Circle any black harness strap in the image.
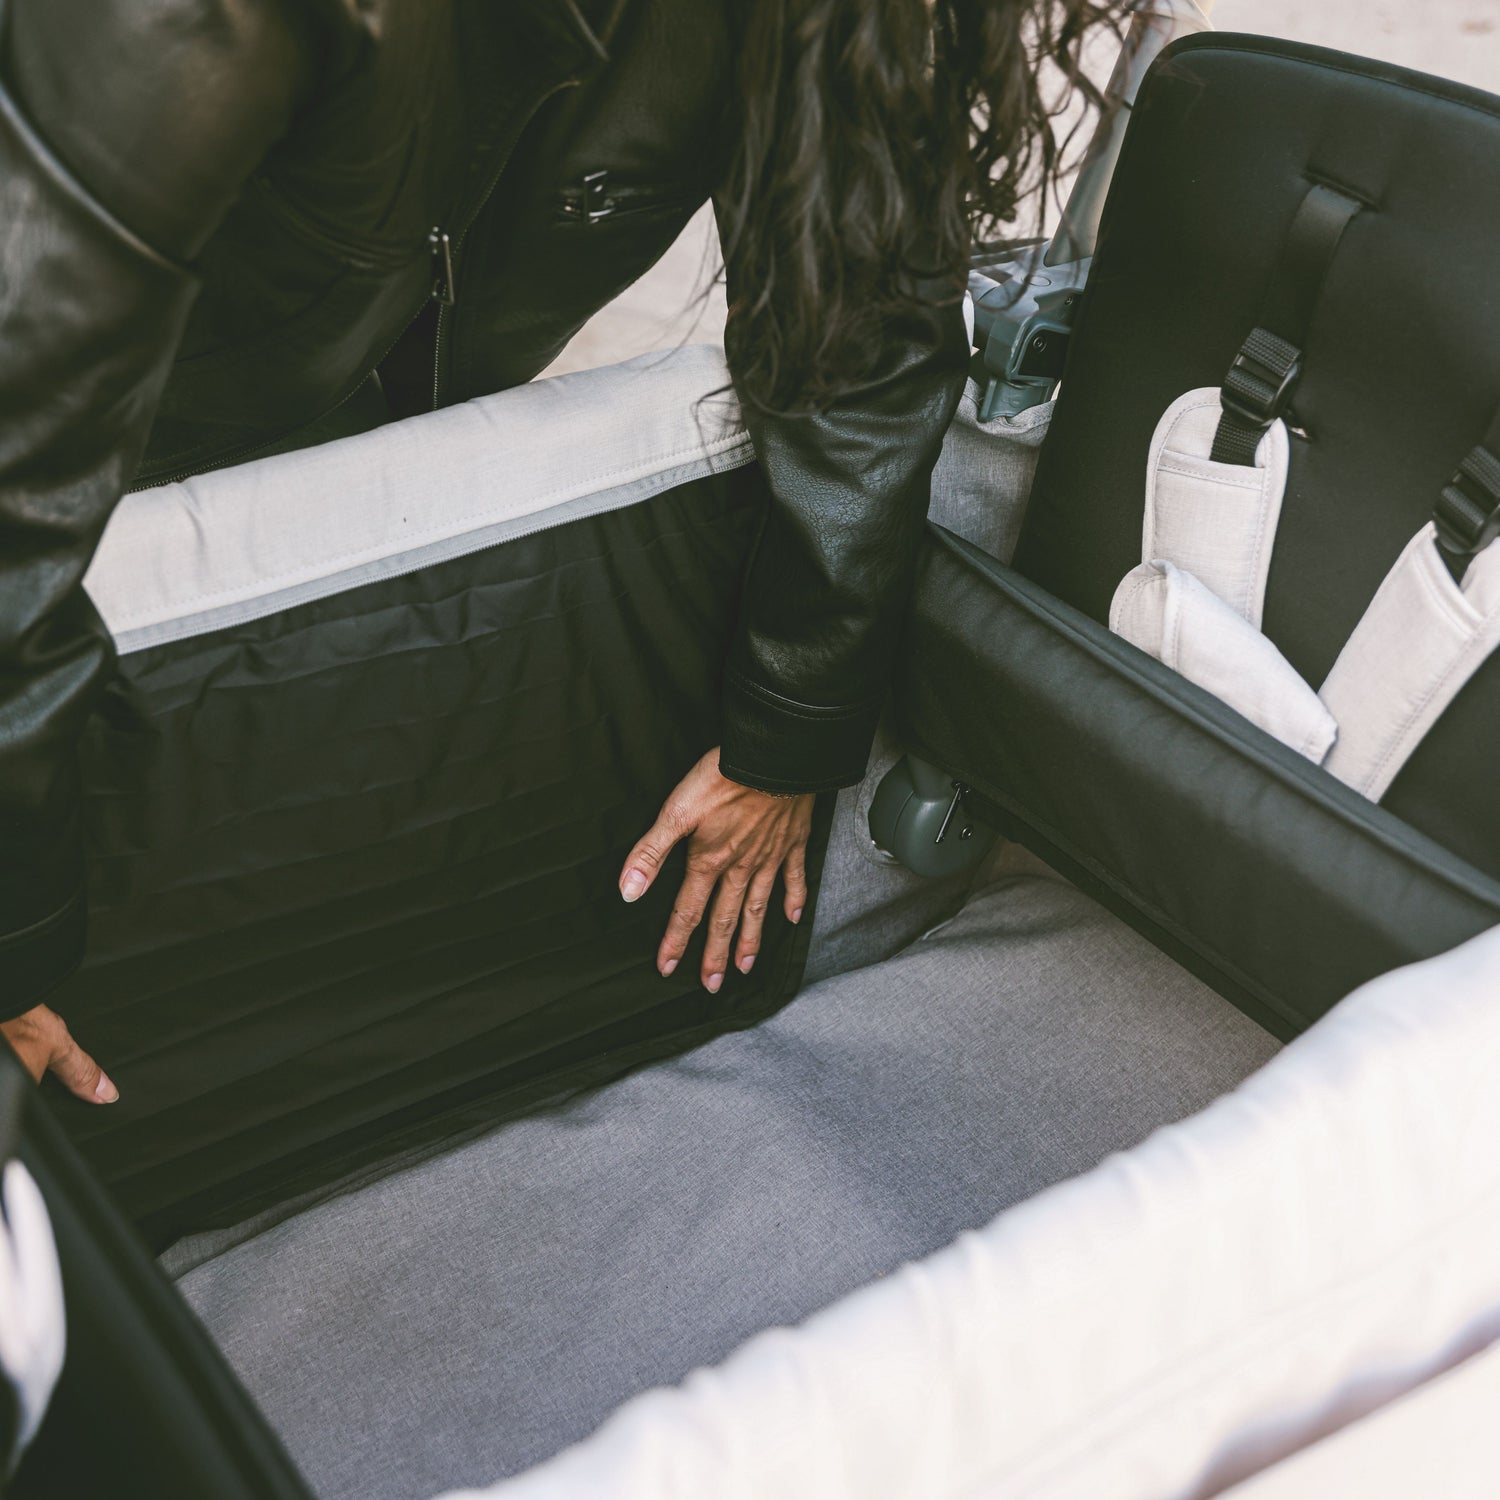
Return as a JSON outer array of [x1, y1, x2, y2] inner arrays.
[[1434, 405, 1500, 576], [1211, 183, 1365, 465]]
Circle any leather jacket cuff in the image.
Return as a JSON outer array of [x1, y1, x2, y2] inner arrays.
[[719, 668, 882, 794], [0, 898, 85, 1023]]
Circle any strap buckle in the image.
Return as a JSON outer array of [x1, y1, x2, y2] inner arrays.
[[1434, 445, 1500, 558], [1219, 328, 1302, 434]]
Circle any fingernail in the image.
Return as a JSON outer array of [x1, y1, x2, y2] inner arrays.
[[792, 907, 804, 924], [661, 958, 678, 977], [705, 973, 724, 994], [620, 870, 647, 903], [739, 953, 756, 974], [95, 1073, 119, 1104]]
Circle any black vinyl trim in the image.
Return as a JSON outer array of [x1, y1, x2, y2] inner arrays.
[[931, 528, 1500, 901], [897, 525, 1500, 1032], [1162, 30, 1500, 126]]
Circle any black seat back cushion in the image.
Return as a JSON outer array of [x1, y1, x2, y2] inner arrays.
[[1013, 35, 1500, 878]]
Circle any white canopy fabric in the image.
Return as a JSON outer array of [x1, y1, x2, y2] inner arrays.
[[457, 924, 1500, 1500]]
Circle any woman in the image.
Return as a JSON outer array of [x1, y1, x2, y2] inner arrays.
[[0, 0, 1118, 1099]]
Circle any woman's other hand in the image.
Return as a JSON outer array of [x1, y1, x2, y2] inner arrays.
[[620, 748, 813, 992], [1, 1004, 117, 1103]]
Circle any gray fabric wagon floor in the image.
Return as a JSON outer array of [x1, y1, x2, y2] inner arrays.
[[176, 850, 1279, 1500]]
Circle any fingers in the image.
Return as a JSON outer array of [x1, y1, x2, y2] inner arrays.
[[655, 855, 721, 980], [700, 863, 751, 993], [45, 1021, 117, 1106], [782, 840, 808, 926], [0, 1015, 46, 1085], [1, 1006, 117, 1104], [631, 757, 812, 991], [619, 799, 689, 904], [734, 866, 778, 976]]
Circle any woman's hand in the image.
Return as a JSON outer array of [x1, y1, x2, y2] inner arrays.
[[1, 1004, 117, 1103], [620, 747, 813, 992]]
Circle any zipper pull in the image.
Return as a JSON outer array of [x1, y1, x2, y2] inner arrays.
[[429, 227, 457, 306], [561, 170, 614, 226], [582, 170, 612, 224]]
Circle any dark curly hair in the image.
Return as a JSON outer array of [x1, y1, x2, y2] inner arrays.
[[718, 0, 1131, 413]]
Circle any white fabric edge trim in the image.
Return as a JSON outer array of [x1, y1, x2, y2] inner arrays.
[[1218, 1332, 1500, 1500], [84, 345, 750, 655], [1109, 559, 1337, 763]]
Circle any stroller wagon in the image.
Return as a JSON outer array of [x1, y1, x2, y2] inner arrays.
[[6, 14, 1500, 1500]]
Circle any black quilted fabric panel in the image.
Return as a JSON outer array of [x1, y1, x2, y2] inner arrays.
[[49, 464, 826, 1245]]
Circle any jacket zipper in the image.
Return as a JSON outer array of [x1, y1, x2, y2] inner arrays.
[[431, 78, 582, 411], [429, 228, 457, 306], [133, 79, 584, 491]]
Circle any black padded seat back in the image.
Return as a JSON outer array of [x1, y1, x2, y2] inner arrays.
[[1014, 34, 1500, 877]]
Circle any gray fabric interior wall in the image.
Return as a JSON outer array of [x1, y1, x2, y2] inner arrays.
[[176, 847, 1277, 1500]]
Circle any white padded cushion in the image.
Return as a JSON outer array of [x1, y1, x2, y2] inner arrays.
[[457, 925, 1500, 1500], [1110, 559, 1337, 761], [1220, 1335, 1500, 1500]]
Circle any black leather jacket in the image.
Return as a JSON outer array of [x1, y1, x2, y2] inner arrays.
[[0, 0, 968, 1018]]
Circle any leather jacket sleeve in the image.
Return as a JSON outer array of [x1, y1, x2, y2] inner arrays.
[[717, 289, 971, 794], [0, 1, 338, 1020]]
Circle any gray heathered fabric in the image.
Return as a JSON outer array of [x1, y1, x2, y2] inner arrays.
[[177, 850, 1277, 1500]]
